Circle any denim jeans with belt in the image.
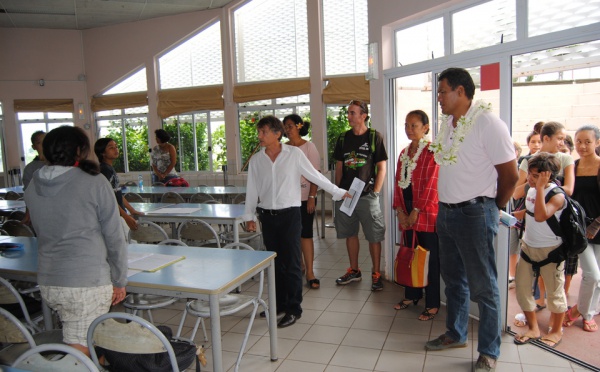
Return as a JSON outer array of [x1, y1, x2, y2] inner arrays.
[[437, 197, 501, 359]]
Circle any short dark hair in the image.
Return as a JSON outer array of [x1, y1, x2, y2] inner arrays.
[[257, 115, 284, 141], [43, 126, 99, 175], [540, 121, 565, 141], [283, 114, 311, 136], [94, 137, 115, 164], [406, 110, 430, 134], [526, 131, 540, 144], [438, 67, 475, 100], [348, 100, 370, 122], [563, 134, 574, 153], [528, 152, 561, 181], [575, 125, 600, 141], [30, 131, 45, 146], [155, 129, 171, 143]]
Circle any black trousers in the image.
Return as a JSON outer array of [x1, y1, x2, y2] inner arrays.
[[258, 207, 303, 316]]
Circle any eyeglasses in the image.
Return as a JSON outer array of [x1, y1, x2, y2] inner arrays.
[[348, 100, 369, 114]]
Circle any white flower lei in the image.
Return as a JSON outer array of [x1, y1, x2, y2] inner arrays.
[[398, 138, 429, 189], [430, 100, 492, 165]]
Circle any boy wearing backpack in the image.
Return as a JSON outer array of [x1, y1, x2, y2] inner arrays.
[[513, 152, 567, 348]]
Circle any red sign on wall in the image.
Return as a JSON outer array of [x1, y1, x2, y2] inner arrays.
[[481, 63, 500, 91]]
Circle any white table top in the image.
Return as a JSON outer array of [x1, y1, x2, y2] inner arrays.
[[123, 186, 246, 196], [127, 243, 274, 295], [0, 186, 24, 195], [0, 200, 26, 211], [138, 203, 246, 221]]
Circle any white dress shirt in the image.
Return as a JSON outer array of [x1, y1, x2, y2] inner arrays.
[[244, 144, 347, 221]]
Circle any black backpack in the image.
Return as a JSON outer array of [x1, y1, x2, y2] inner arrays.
[[523, 185, 588, 266]]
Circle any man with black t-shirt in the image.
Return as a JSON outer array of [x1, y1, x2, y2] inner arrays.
[[333, 100, 388, 291]]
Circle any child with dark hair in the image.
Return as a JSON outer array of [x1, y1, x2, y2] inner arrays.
[[94, 138, 142, 232], [513, 152, 567, 349]]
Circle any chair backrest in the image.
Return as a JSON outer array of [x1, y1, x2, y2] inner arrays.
[[232, 193, 246, 204], [9, 210, 26, 221], [189, 192, 214, 203], [177, 219, 221, 247], [12, 343, 99, 372], [124, 181, 138, 186], [87, 312, 179, 371], [202, 199, 221, 204], [153, 182, 165, 186], [2, 220, 35, 237], [5, 191, 21, 201], [0, 277, 41, 334], [129, 221, 169, 244], [0, 307, 36, 346], [160, 191, 185, 204], [158, 239, 188, 246], [124, 192, 145, 203], [0, 228, 9, 235], [197, 184, 209, 187]]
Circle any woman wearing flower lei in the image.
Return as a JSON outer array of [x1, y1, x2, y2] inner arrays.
[[392, 110, 441, 321]]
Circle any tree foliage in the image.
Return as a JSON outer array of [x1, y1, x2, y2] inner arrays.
[[326, 106, 350, 167]]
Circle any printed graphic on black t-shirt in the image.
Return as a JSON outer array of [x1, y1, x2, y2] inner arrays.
[[333, 129, 388, 195]]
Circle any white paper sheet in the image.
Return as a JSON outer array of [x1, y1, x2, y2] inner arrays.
[[145, 207, 200, 215], [127, 251, 185, 272], [339, 178, 365, 217]]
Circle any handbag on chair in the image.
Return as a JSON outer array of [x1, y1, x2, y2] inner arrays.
[[394, 231, 430, 288]]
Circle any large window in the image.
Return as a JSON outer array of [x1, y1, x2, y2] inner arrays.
[[158, 22, 223, 89], [162, 111, 225, 172], [238, 96, 310, 170], [96, 107, 149, 173], [528, 0, 600, 37], [322, 0, 368, 76], [395, 18, 444, 67], [234, 0, 308, 82], [18, 112, 74, 165], [104, 68, 147, 95], [452, 0, 516, 54]]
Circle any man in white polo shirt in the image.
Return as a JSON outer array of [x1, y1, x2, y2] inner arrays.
[[424, 68, 518, 372]]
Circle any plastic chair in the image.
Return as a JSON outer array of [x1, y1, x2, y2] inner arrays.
[[158, 239, 188, 246], [5, 191, 21, 200], [87, 312, 181, 372], [128, 221, 169, 244], [12, 343, 99, 372], [8, 210, 26, 221], [0, 307, 63, 366], [176, 219, 221, 247], [124, 192, 144, 203], [152, 182, 165, 186], [123, 181, 138, 186], [0, 277, 43, 334], [189, 192, 215, 203], [175, 242, 268, 372], [160, 191, 185, 204], [232, 193, 246, 204], [2, 220, 35, 237]]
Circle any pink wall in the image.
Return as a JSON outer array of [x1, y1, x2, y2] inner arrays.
[[0, 10, 220, 170]]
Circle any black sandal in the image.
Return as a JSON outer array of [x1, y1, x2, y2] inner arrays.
[[394, 299, 418, 310], [307, 278, 320, 289], [419, 308, 439, 321]]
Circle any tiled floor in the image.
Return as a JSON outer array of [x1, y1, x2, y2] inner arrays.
[[125, 227, 594, 371]]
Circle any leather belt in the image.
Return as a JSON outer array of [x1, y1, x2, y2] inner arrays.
[[256, 207, 294, 216], [440, 196, 489, 209]]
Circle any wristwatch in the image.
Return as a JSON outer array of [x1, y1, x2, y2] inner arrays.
[[372, 191, 380, 197], [308, 195, 316, 199]]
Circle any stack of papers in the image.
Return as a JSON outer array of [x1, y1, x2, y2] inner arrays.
[[127, 251, 185, 277]]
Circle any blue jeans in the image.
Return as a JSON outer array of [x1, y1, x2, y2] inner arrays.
[[437, 197, 501, 359]]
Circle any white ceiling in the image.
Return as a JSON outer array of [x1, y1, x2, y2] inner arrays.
[[0, 0, 237, 30]]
